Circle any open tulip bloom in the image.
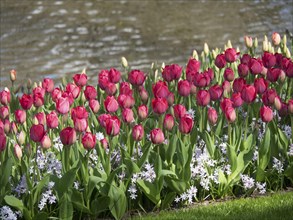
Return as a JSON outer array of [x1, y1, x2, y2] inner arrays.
[[0, 33, 292, 220]]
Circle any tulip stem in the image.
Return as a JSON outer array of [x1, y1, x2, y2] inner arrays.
[[228, 123, 232, 146], [286, 78, 292, 102], [244, 105, 250, 140]]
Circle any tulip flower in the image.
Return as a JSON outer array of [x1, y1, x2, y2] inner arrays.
[[215, 54, 226, 68], [0, 106, 9, 120], [196, 90, 210, 106], [237, 63, 249, 78], [14, 144, 22, 160], [220, 98, 233, 112], [153, 81, 170, 99], [164, 114, 175, 131], [51, 88, 62, 102], [225, 48, 238, 63], [254, 78, 269, 94], [288, 99, 293, 114], [105, 116, 121, 136], [98, 114, 111, 128], [74, 118, 88, 132], [84, 85, 97, 100], [122, 108, 134, 123], [108, 68, 121, 84], [139, 86, 149, 103], [224, 106, 236, 123], [244, 36, 253, 48], [194, 72, 211, 88], [272, 32, 281, 46], [41, 135, 52, 149], [105, 82, 117, 96], [56, 97, 70, 114], [138, 105, 148, 120], [260, 106, 273, 122], [89, 99, 100, 113], [104, 96, 119, 113], [100, 138, 108, 149], [241, 85, 256, 103], [66, 83, 80, 99], [208, 107, 218, 125], [46, 111, 58, 129], [179, 114, 194, 134], [117, 94, 135, 109], [240, 54, 251, 65], [162, 64, 182, 82], [15, 110, 26, 124], [82, 132, 96, 150], [150, 128, 165, 144], [178, 80, 191, 97], [73, 73, 87, 87], [128, 69, 146, 86], [17, 131, 26, 145], [35, 112, 46, 125], [0, 89, 11, 106], [173, 104, 187, 119], [249, 58, 263, 75], [0, 133, 6, 151], [209, 84, 223, 101], [224, 68, 235, 82], [262, 89, 277, 106], [132, 124, 144, 141], [267, 68, 281, 82], [71, 106, 88, 120], [119, 82, 133, 96], [186, 58, 201, 74], [152, 97, 168, 114], [166, 92, 175, 106], [98, 70, 109, 90], [262, 52, 276, 68], [231, 92, 243, 108], [30, 124, 45, 142], [233, 78, 246, 93], [19, 94, 33, 110], [42, 78, 54, 93], [60, 127, 77, 146]]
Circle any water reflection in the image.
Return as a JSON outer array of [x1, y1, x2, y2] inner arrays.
[[0, 0, 292, 87]]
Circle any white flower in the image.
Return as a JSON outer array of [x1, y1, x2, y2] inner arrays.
[[256, 182, 266, 194], [187, 109, 195, 119], [288, 144, 293, 156], [95, 132, 105, 141], [272, 157, 284, 174], [14, 175, 28, 197], [241, 174, 255, 190], [0, 206, 18, 220]]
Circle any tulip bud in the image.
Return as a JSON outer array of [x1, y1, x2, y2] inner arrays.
[[274, 96, 282, 110], [139, 86, 148, 102], [263, 40, 268, 52], [10, 69, 17, 82], [224, 106, 236, 123], [10, 122, 17, 134], [30, 124, 45, 142], [161, 62, 165, 72], [173, 104, 187, 119], [100, 138, 108, 149], [282, 35, 287, 46], [163, 114, 174, 131], [260, 106, 273, 122], [288, 100, 293, 114], [278, 70, 286, 83], [179, 114, 194, 134], [0, 133, 6, 152], [208, 107, 218, 125], [272, 32, 281, 46], [18, 131, 26, 145], [254, 37, 258, 48], [178, 80, 191, 97], [4, 119, 10, 134], [150, 128, 164, 145], [204, 43, 209, 56], [227, 40, 232, 49], [41, 135, 52, 149], [132, 124, 144, 141], [121, 57, 128, 68], [152, 97, 168, 114], [82, 132, 96, 150], [244, 36, 253, 48], [89, 99, 100, 113], [166, 92, 175, 106], [104, 96, 119, 113], [60, 127, 77, 146], [138, 105, 148, 120], [285, 48, 291, 58], [14, 144, 22, 160], [192, 50, 199, 60], [122, 108, 134, 123]]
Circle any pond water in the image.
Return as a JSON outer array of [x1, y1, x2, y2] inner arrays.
[[0, 0, 292, 87]]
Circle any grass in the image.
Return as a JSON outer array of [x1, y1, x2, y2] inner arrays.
[[132, 191, 293, 220]]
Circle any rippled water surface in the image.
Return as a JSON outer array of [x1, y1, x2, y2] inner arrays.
[[0, 0, 292, 87]]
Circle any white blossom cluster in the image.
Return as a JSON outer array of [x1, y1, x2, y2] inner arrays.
[[13, 175, 28, 197], [187, 109, 195, 119], [281, 125, 292, 139], [288, 144, 293, 156], [0, 206, 21, 220], [240, 174, 255, 190], [38, 181, 57, 210], [174, 185, 198, 204], [272, 157, 284, 174], [53, 136, 63, 152]]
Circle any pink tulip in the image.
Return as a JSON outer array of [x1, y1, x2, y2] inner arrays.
[[132, 124, 144, 141], [260, 106, 273, 123], [82, 132, 96, 150], [30, 124, 45, 142], [104, 96, 119, 113], [60, 127, 76, 146], [179, 114, 194, 134], [150, 128, 164, 144]]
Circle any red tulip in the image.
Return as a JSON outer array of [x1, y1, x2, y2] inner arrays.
[[41, 135, 52, 149], [33, 93, 44, 107], [132, 124, 144, 141], [19, 94, 33, 110], [194, 72, 211, 88], [152, 97, 168, 114], [162, 64, 182, 82], [173, 104, 187, 119], [260, 106, 273, 122], [285, 61, 293, 78], [231, 92, 243, 108], [224, 106, 236, 123], [61, 91, 74, 106], [122, 108, 134, 123], [222, 80, 231, 94], [71, 106, 88, 120], [267, 68, 281, 82], [117, 94, 135, 109], [215, 54, 226, 68], [3, 119, 10, 134], [220, 98, 233, 112], [30, 124, 45, 142], [98, 70, 109, 90], [225, 48, 238, 63], [128, 69, 146, 86], [153, 81, 169, 99], [105, 115, 121, 136], [241, 85, 256, 103], [60, 127, 77, 146], [196, 90, 210, 106], [178, 80, 191, 97], [209, 84, 223, 101], [84, 85, 97, 100], [186, 70, 197, 83], [56, 97, 70, 114], [98, 114, 111, 128], [224, 67, 235, 82], [104, 96, 119, 113], [89, 99, 100, 113], [254, 78, 269, 94], [150, 128, 164, 144], [179, 114, 194, 134], [51, 88, 62, 102], [33, 86, 45, 97], [262, 52, 276, 68], [82, 132, 96, 150], [0, 133, 6, 152], [288, 99, 293, 114], [232, 78, 246, 93], [108, 68, 121, 84], [166, 92, 175, 106], [15, 110, 26, 124], [0, 106, 9, 120], [240, 54, 251, 65], [73, 73, 87, 87], [100, 138, 109, 149], [46, 111, 58, 129], [237, 63, 249, 78], [0, 89, 11, 106], [42, 78, 54, 93], [138, 105, 148, 120], [164, 114, 175, 131], [249, 58, 263, 75], [262, 89, 277, 106], [186, 58, 201, 74], [208, 107, 218, 125], [278, 102, 289, 117]]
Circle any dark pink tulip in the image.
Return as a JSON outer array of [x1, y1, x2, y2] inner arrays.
[[15, 110, 26, 124], [222, 80, 231, 94], [10, 122, 17, 134], [100, 138, 108, 149], [267, 68, 281, 82], [138, 105, 148, 120], [279, 102, 288, 117], [208, 107, 218, 125], [60, 127, 76, 146], [0, 133, 6, 152], [254, 78, 269, 94], [119, 82, 133, 96], [84, 85, 97, 100], [220, 98, 233, 112], [285, 61, 293, 78], [0, 106, 9, 120], [224, 106, 236, 123], [98, 114, 111, 128], [61, 91, 74, 106], [179, 114, 194, 134], [71, 106, 88, 120], [238, 63, 249, 78], [56, 97, 70, 114], [33, 87, 45, 98], [215, 54, 226, 69], [232, 78, 246, 93], [30, 124, 45, 142], [150, 128, 164, 144], [262, 52, 276, 68], [73, 73, 87, 87], [225, 48, 238, 63], [240, 54, 251, 65], [162, 64, 182, 82], [249, 58, 263, 75], [190, 84, 197, 95], [89, 99, 100, 113], [260, 106, 273, 122], [128, 69, 146, 86], [209, 84, 223, 101], [42, 78, 54, 93], [117, 94, 135, 109], [186, 70, 197, 83], [19, 94, 33, 110], [104, 96, 119, 113], [46, 111, 58, 129], [206, 68, 214, 81], [74, 118, 87, 132], [82, 132, 96, 150], [98, 70, 109, 90], [262, 89, 277, 106], [196, 90, 210, 106], [105, 82, 117, 96], [51, 88, 62, 102], [0, 89, 11, 106], [194, 73, 211, 88], [105, 115, 121, 136], [152, 80, 169, 99], [132, 124, 144, 141], [139, 86, 149, 103], [274, 96, 282, 110], [186, 58, 201, 74], [35, 112, 46, 125], [3, 119, 10, 134], [224, 67, 235, 82], [122, 108, 134, 123], [152, 97, 168, 114], [173, 104, 187, 119], [66, 83, 80, 99], [164, 114, 175, 131], [178, 80, 191, 97], [288, 99, 293, 114], [231, 92, 243, 108], [166, 92, 175, 106], [33, 93, 44, 107], [241, 85, 256, 103], [108, 68, 121, 84]]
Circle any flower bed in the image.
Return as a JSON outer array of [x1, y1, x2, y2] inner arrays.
[[0, 32, 292, 220]]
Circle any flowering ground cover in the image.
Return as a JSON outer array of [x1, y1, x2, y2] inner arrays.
[[0, 32, 292, 219]]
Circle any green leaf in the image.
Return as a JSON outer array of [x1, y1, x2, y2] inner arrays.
[[0, 158, 12, 191], [91, 196, 110, 215], [138, 142, 152, 167], [87, 176, 104, 201], [108, 185, 127, 220], [165, 176, 189, 194], [4, 195, 24, 212], [258, 127, 271, 172], [137, 180, 160, 205], [227, 144, 237, 172], [203, 131, 215, 158], [33, 212, 48, 220], [161, 192, 177, 209], [59, 193, 73, 220], [71, 188, 91, 214], [166, 134, 178, 164]]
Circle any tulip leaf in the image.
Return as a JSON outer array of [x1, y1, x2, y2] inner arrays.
[[164, 176, 189, 194], [91, 196, 110, 215], [108, 184, 127, 220], [203, 131, 215, 158], [71, 188, 92, 214], [4, 195, 24, 212], [87, 176, 104, 200], [161, 192, 177, 210], [0, 157, 12, 192], [258, 127, 271, 172], [166, 134, 178, 164], [59, 193, 73, 220], [137, 179, 160, 205]]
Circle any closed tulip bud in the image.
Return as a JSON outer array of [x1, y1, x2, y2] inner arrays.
[[204, 43, 209, 56], [89, 99, 100, 113], [262, 89, 277, 106], [18, 131, 26, 145], [152, 97, 168, 114], [285, 48, 291, 58], [15, 109, 26, 124], [215, 54, 226, 69], [121, 57, 128, 68], [0, 106, 9, 120], [0, 88, 11, 106], [254, 78, 269, 94], [208, 107, 218, 125], [222, 80, 231, 96], [244, 36, 253, 48], [73, 73, 87, 87], [4, 119, 10, 134], [82, 132, 96, 150], [27, 79, 32, 90], [108, 68, 121, 84], [272, 32, 281, 46], [260, 106, 273, 122], [14, 144, 22, 160], [46, 111, 58, 129], [10, 69, 17, 82], [128, 69, 146, 86], [100, 138, 108, 149], [288, 100, 293, 114], [224, 106, 236, 123], [41, 135, 52, 149], [192, 50, 199, 60], [104, 96, 119, 113], [278, 70, 286, 83], [178, 80, 191, 97], [117, 94, 135, 109], [196, 90, 210, 106], [166, 92, 175, 106], [233, 78, 246, 93], [263, 40, 269, 52], [105, 116, 121, 136], [237, 63, 249, 78], [209, 84, 223, 101], [231, 92, 243, 108], [122, 108, 134, 123], [274, 96, 282, 111], [32, 116, 39, 125], [56, 97, 70, 114], [241, 84, 256, 103], [105, 82, 117, 96], [224, 68, 235, 82], [254, 37, 258, 48], [132, 124, 144, 141], [19, 94, 33, 110], [74, 118, 88, 132], [173, 104, 187, 119], [190, 84, 197, 95], [283, 34, 287, 46], [0, 133, 6, 152], [179, 114, 194, 134], [186, 58, 201, 74], [153, 80, 169, 99], [60, 127, 76, 146], [84, 85, 97, 100], [139, 86, 149, 102], [30, 124, 45, 142], [164, 114, 174, 131], [42, 78, 54, 93], [98, 70, 109, 90], [150, 128, 164, 144], [224, 48, 238, 63], [138, 105, 148, 120]]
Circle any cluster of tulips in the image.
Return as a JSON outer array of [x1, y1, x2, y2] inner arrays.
[[0, 32, 292, 220]]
